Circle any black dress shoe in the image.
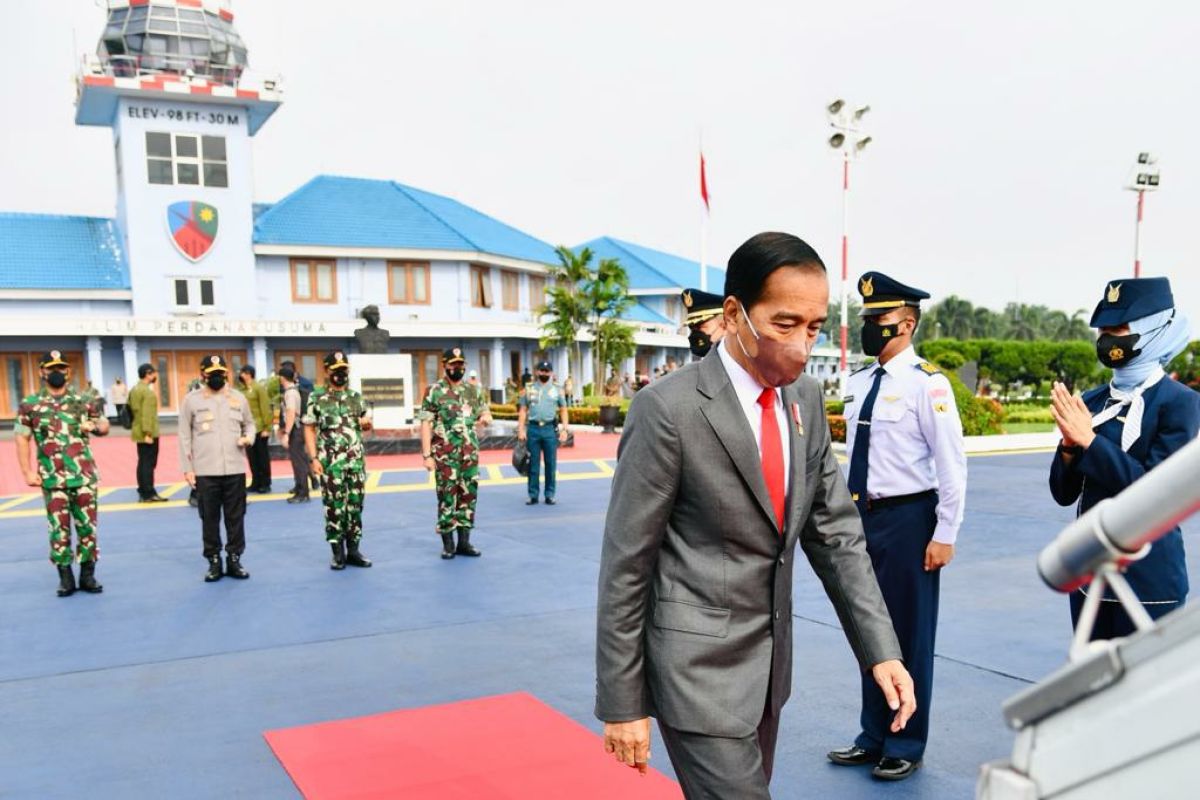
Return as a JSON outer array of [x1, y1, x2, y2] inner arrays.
[[872, 758, 920, 781], [827, 746, 879, 766], [139, 495, 168, 504], [545, 497, 556, 506], [255, 486, 272, 494], [287, 494, 310, 504], [525, 497, 539, 505]]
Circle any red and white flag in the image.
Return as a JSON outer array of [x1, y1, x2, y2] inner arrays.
[[699, 151, 711, 212]]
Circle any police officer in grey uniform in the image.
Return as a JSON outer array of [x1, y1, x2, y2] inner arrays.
[[827, 271, 966, 781], [517, 360, 569, 505], [179, 354, 256, 582]]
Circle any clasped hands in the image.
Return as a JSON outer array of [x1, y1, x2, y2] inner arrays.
[[1049, 381, 1095, 450]]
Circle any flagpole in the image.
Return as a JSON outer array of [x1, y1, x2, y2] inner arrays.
[[699, 137, 708, 292]]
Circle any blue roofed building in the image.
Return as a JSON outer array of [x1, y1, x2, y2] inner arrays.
[[0, 3, 694, 419]]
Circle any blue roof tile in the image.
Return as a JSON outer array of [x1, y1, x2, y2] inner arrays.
[[575, 236, 725, 293], [623, 301, 676, 326], [0, 213, 128, 290], [254, 175, 559, 265]]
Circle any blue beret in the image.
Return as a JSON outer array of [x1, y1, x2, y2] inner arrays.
[[1089, 277, 1173, 328]]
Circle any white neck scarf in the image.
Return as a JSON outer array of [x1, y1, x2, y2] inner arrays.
[[1091, 367, 1165, 451]]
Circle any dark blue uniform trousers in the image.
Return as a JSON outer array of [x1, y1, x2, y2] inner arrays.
[[525, 424, 558, 500], [855, 493, 940, 762]]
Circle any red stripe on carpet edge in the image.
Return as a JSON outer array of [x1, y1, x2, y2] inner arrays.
[[263, 691, 680, 800]]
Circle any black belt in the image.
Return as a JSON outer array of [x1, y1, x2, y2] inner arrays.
[[528, 420, 558, 428], [860, 489, 936, 512]]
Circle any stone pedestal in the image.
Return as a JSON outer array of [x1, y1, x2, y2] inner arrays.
[[348, 353, 413, 429]]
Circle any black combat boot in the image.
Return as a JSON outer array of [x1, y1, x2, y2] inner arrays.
[[455, 529, 482, 557], [440, 532, 456, 560], [78, 561, 103, 594], [225, 553, 250, 579], [56, 564, 76, 597], [204, 555, 223, 582], [345, 540, 372, 568], [330, 541, 346, 570]]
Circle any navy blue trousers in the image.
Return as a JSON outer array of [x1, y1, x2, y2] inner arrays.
[[525, 424, 558, 500], [855, 493, 940, 762]]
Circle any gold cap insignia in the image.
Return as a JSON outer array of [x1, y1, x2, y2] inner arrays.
[[335, 352, 344, 361], [1109, 346, 1124, 361], [682, 290, 693, 309], [211, 354, 221, 364], [1107, 283, 1121, 303], [453, 348, 461, 357], [51, 350, 61, 359], [861, 276, 874, 297]]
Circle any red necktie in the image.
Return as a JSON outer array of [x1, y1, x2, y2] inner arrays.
[[757, 387, 785, 532]]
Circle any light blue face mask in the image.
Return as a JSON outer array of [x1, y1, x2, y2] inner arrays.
[[1109, 309, 1192, 391]]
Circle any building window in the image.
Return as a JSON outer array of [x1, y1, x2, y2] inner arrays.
[[291, 259, 337, 303], [528, 274, 546, 311], [387, 261, 430, 305], [500, 270, 519, 311], [470, 265, 492, 308], [664, 297, 682, 325], [145, 131, 228, 187], [171, 277, 216, 312]]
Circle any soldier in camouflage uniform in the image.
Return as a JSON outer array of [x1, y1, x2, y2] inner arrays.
[[303, 351, 373, 570], [13, 350, 111, 596], [419, 347, 493, 559]]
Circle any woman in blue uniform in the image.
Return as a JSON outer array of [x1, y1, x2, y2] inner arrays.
[[1049, 276, 1199, 639]]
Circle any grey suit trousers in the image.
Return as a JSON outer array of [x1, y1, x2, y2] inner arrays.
[[657, 702, 781, 800]]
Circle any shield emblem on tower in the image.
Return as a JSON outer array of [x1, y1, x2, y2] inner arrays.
[[167, 201, 219, 262]]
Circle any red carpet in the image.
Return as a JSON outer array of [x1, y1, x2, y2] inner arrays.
[[264, 692, 681, 800]]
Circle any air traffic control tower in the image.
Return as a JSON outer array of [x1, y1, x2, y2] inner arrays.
[[74, 0, 282, 321]]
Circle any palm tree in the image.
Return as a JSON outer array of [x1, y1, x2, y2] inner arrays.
[[539, 246, 593, 386]]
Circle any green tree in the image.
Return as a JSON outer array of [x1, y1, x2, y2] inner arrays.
[[539, 245, 593, 389], [586, 256, 636, 394]]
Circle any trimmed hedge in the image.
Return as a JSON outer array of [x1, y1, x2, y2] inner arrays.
[[828, 414, 847, 443], [488, 403, 626, 427]]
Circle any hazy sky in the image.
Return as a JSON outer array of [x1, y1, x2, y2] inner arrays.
[[3, 1, 1198, 327]]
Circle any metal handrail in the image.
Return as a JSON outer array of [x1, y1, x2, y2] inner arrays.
[[79, 53, 282, 94]]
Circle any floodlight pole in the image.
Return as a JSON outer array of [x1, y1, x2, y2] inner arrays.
[[839, 153, 850, 392], [1133, 189, 1144, 279]]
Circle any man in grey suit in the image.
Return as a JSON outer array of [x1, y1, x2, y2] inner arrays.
[[596, 232, 914, 798]]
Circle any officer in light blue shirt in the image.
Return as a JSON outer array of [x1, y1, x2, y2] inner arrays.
[[517, 360, 569, 505], [827, 271, 966, 781]]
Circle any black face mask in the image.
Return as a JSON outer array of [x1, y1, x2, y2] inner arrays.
[[206, 373, 227, 391], [537, 373, 551, 383], [446, 368, 465, 382], [688, 329, 712, 358], [1096, 332, 1141, 368], [861, 319, 902, 357], [329, 371, 349, 387], [45, 371, 68, 389]]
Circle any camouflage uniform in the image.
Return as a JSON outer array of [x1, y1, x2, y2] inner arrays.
[[303, 385, 368, 545], [418, 378, 486, 535], [14, 388, 103, 566]]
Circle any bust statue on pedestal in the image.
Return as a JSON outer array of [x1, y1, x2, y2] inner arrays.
[[354, 305, 390, 354]]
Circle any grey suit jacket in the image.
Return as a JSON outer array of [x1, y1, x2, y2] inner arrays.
[[595, 351, 902, 737]]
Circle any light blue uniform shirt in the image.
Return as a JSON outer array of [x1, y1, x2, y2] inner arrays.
[[519, 380, 566, 422], [843, 345, 967, 544]]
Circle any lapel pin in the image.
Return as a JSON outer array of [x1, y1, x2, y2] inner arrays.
[[790, 401, 804, 437]]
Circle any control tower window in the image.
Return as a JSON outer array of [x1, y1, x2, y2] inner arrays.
[[144, 132, 229, 188]]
